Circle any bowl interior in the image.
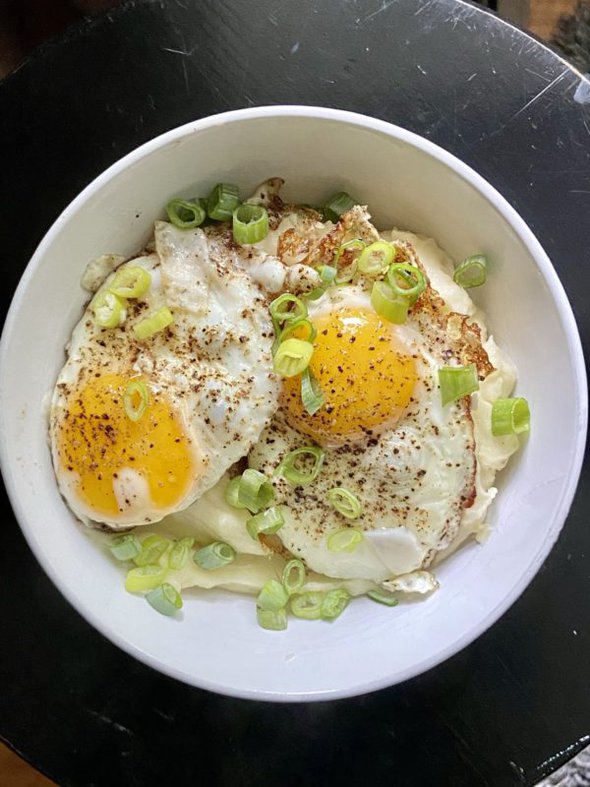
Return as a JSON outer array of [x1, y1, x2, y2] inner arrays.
[[0, 107, 586, 700]]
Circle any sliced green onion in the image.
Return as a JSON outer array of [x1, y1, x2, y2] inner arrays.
[[224, 476, 249, 510], [123, 380, 149, 422], [167, 537, 194, 570], [91, 290, 126, 328], [453, 254, 487, 288], [318, 264, 337, 285], [273, 338, 313, 377], [327, 528, 364, 553], [279, 317, 317, 345], [304, 265, 336, 301], [277, 446, 325, 486], [109, 266, 152, 299], [257, 579, 289, 612], [246, 506, 285, 540], [193, 541, 235, 570], [133, 306, 174, 340], [282, 559, 306, 595], [367, 588, 399, 606], [358, 241, 395, 275], [438, 364, 479, 406], [327, 487, 362, 520], [290, 591, 323, 620], [371, 281, 409, 324], [386, 263, 426, 305], [321, 588, 351, 620], [133, 534, 171, 567], [257, 606, 288, 631], [238, 468, 275, 513], [109, 534, 141, 561], [324, 191, 357, 222], [146, 583, 183, 615], [301, 367, 325, 415], [304, 287, 328, 302], [232, 204, 269, 244], [269, 293, 308, 328], [166, 198, 206, 229], [125, 564, 168, 592], [206, 182, 240, 221], [491, 397, 531, 436]]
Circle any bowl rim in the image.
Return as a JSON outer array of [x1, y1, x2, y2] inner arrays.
[[0, 105, 587, 702]]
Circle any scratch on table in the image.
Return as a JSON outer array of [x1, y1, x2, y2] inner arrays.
[[364, 0, 396, 22], [478, 72, 568, 145], [161, 46, 197, 56], [414, 0, 435, 16], [87, 709, 133, 736], [502, 72, 568, 127]]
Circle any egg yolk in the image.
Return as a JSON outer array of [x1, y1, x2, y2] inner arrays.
[[55, 373, 195, 518], [282, 307, 416, 445]]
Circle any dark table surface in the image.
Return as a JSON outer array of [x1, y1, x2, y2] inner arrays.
[[1, 1, 590, 785]]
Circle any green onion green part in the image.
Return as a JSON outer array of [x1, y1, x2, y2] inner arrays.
[[133, 306, 174, 340], [367, 589, 399, 607], [257, 606, 288, 631], [146, 583, 183, 615], [133, 535, 171, 567], [193, 541, 236, 570], [334, 238, 365, 284], [282, 559, 306, 595], [269, 293, 308, 328], [273, 337, 314, 377], [167, 537, 194, 570], [123, 380, 149, 422], [324, 191, 357, 222], [206, 182, 240, 221], [256, 579, 290, 612], [91, 290, 126, 329], [109, 266, 152, 299], [301, 368, 325, 415], [125, 564, 168, 592], [321, 588, 351, 620], [327, 487, 362, 520], [453, 254, 488, 288], [290, 591, 324, 620], [246, 506, 285, 540], [279, 317, 317, 345], [110, 534, 141, 561], [224, 476, 249, 509], [438, 364, 479, 406], [318, 265, 337, 285], [371, 281, 409, 324], [386, 263, 426, 305], [491, 397, 531, 436], [166, 198, 206, 229], [277, 445, 325, 486], [358, 241, 395, 275], [237, 468, 275, 513], [327, 528, 364, 553], [232, 204, 269, 244]]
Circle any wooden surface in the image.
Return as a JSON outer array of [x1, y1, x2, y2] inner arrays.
[[0, 0, 582, 784], [530, 0, 578, 40]]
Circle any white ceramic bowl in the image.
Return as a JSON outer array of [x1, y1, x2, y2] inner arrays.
[[0, 106, 586, 701]]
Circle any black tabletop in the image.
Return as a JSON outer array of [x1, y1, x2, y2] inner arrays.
[[2, 1, 590, 785]]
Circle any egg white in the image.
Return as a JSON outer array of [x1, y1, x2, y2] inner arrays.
[[50, 223, 280, 528]]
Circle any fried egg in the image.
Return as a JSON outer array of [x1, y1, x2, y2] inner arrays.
[[50, 222, 280, 528], [248, 259, 493, 583]]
